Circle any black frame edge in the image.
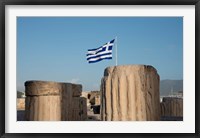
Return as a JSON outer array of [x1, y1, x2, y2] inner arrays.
[[1, 0, 200, 138], [195, 1, 200, 136], [1, 133, 199, 138], [0, 0, 5, 138], [0, 0, 200, 5]]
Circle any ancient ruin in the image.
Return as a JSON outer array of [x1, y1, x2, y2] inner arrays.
[[25, 80, 87, 121], [100, 65, 161, 121], [17, 98, 25, 110], [160, 97, 183, 117], [81, 91, 101, 120], [18, 65, 183, 121]]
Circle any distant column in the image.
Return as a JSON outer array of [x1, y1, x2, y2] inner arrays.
[[101, 65, 161, 121], [160, 97, 183, 117]]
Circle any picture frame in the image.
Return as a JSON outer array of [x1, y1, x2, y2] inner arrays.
[[0, 0, 199, 137]]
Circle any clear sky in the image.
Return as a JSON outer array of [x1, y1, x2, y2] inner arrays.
[[17, 17, 183, 92]]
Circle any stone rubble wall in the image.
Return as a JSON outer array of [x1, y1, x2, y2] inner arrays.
[[82, 91, 100, 106]]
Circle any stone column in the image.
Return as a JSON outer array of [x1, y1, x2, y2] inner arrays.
[[160, 97, 183, 117], [25, 81, 63, 121], [25, 80, 84, 121], [71, 97, 87, 121], [101, 65, 160, 121]]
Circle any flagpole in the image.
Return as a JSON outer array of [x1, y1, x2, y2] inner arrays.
[[115, 36, 118, 66]]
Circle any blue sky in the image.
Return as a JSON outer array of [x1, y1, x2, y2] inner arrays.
[[17, 17, 183, 92]]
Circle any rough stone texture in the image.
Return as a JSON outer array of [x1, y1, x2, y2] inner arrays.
[[25, 81, 62, 96], [17, 98, 25, 110], [87, 91, 100, 105], [101, 65, 160, 121], [81, 91, 101, 106], [160, 97, 183, 117], [72, 84, 82, 97], [71, 97, 87, 121], [25, 95, 61, 121], [95, 95, 101, 105], [60, 83, 73, 121], [25, 80, 85, 121], [81, 92, 89, 98], [81, 92, 90, 106]]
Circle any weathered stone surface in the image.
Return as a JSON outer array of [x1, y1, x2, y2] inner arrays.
[[25, 81, 62, 96], [95, 95, 101, 105], [87, 91, 100, 105], [71, 97, 87, 121], [25, 80, 85, 121], [101, 65, 160, 121], [17, 98, 25, 110], [60, 83, 73, 121], [81, 92, 91, 106], [81, 91, 100, 106], [72, 84, 82, 97], [160, 97, 183, 117], [25, 95, 61, 121]]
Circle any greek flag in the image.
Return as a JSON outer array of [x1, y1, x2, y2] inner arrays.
[[87, 39, 115, 63]]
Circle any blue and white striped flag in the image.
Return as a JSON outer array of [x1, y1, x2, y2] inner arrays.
[[87, 39, 115, 63]]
